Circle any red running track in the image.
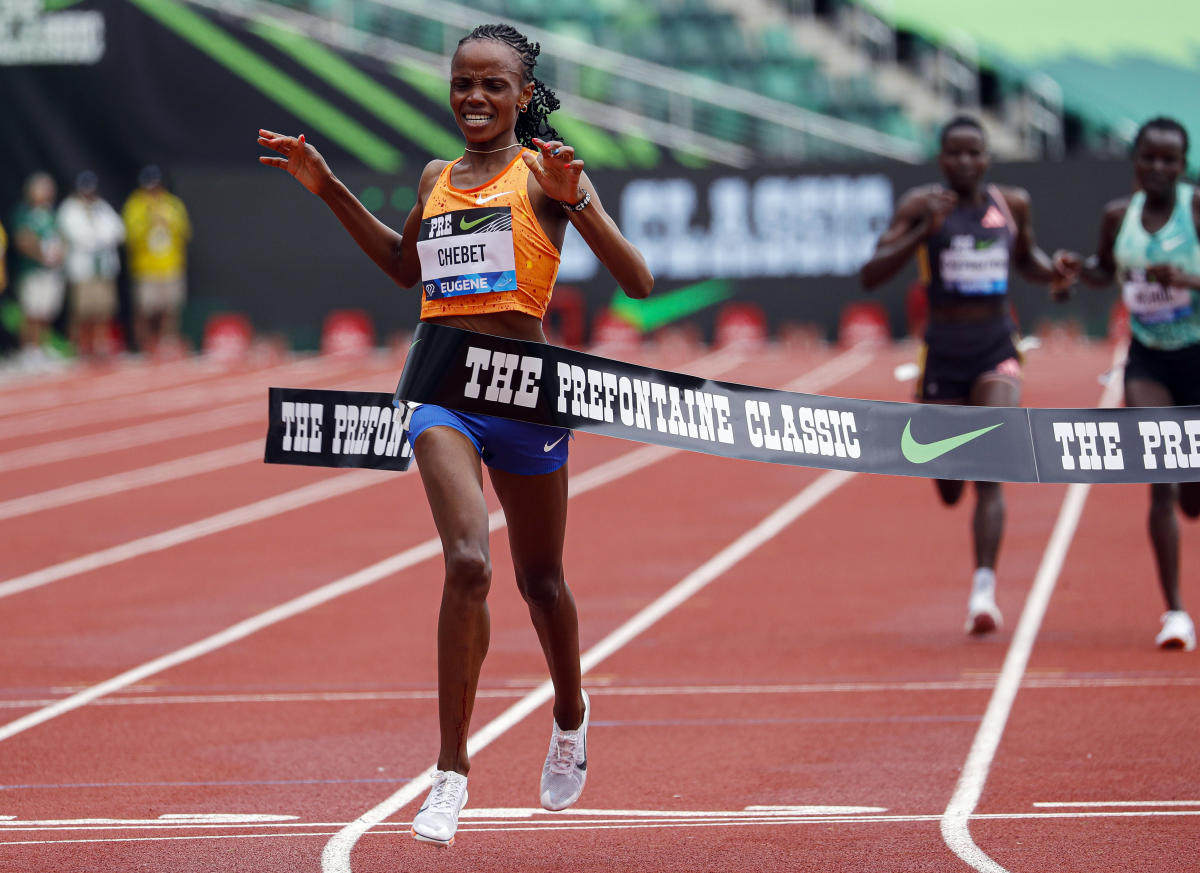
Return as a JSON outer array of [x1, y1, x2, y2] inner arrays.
[[0, 338, 1196, 873]]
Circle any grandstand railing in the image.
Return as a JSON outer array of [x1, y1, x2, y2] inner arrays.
[[195, 0, 927, 166], [836, 0, 1065, 160]]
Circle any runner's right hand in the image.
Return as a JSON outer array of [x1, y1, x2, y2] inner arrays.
[[257, 130, 333, 196], [1050, 249, 1082, 301], [918, 189, 957, 237]]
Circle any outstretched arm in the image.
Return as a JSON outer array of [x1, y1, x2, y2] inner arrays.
[[523, 138, 653, 299], [1001, 187, 1072, 286], [1001, 186, 1078, 299], [1069, 199, 1127, 289], [257, 129, 427, 288], [859, 186, 955, 290]]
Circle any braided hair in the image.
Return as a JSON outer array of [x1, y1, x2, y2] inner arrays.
[[457, 23, 561, 147]]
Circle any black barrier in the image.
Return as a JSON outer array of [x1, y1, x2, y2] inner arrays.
[[387, 324, 1200, 485], [264, 388, 413, 472]]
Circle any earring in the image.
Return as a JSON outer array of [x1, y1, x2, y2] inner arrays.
[[519, 103, 529, 113]]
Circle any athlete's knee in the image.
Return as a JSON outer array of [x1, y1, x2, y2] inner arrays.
[[443, 545, 492, 600], [517, 567, 566, 613]]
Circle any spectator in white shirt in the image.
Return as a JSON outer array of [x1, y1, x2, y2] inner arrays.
[[57, 171, 125, 359]]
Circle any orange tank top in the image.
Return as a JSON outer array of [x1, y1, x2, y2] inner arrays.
[[417, 151, 560, 320]]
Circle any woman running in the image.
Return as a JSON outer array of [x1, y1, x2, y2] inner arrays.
[[859, 115, 1076, 636], [259, 23, 653, 845], [1059, 116, 1198, 652]]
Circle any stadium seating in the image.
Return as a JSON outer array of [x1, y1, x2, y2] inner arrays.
[[256, 0, 926, 164]]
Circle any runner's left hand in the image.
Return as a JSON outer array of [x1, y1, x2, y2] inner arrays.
[[524, 138, 586, 205], [1146, 263, 1184, 287]]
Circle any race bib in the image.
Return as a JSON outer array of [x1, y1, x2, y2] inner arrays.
[[940, 236, 1009, 295], [417, 207, 517, 300], [1122, 270, 1193, 325]]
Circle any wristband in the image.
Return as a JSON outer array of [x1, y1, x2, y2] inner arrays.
[[560, 189, 591, 213]]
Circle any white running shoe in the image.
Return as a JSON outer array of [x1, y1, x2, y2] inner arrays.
[[965, 585, 1002, 635], [411, 769, 468, 846], [1156, 611, 1196, 652], [540, 689, 589, 811]]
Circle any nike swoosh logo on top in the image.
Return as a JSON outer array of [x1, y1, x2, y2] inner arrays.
[[459, 212, 498, 231], [1160, 236, 1185, 252], [475, 191, 513, 205], [900, 419, 1003, 464], [543, 433, 567, 452]]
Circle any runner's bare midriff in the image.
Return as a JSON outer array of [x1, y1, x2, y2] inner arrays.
[[426, 310, 548, 344]]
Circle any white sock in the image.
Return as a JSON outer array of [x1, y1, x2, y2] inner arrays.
[[973, 567, 996, 593]]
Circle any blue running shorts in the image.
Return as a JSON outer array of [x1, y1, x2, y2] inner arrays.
[[408, 404, 571, 475]]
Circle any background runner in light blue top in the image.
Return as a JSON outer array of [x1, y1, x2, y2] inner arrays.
[[1114, 181, 1200, 350], [1064, 116, 1200, 653]]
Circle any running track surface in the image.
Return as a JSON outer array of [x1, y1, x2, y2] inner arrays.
[[1, 337, 1196, 873]]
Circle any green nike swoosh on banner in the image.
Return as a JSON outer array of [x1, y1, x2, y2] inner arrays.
[[609, 278, 734, 333], [459, 213, 498, 231], [900, 419, 1003, 464]]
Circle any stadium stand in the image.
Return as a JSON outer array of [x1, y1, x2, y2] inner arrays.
[[822, 0, 1200, 169], [231, 0, 933, 166]]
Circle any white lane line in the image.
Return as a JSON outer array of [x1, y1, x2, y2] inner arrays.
[[0, 815, 300, 826], [0, 403, 260, 473], [0, 832, 343, 847], [2, 344, 861, 731], [0, 441, 263, 521], [0, 807, 885, 829], [8, 807, 1200, 847], [320, 469, 856, 873], [6, 806, 1200, 837], [0, 357, 199, 408], [463, 805, 887, 817], [0, 355, 342, 440], [0, 363, 396, 473], [939, 343, 1127, 873], [785, 343, 876, 391], [1033, 800, 1200, 808], [4, 673, 1192, 709], [0, 471, 384, 600]]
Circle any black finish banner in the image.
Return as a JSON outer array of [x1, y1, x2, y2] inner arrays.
[[264, 388, 413, 472], [1028, 408, 1200, 484], [392, 323, 1200, 485]]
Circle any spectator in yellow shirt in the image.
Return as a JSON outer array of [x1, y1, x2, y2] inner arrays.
[[123, 165, 191, 355]]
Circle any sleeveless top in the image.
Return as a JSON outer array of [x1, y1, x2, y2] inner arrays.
[[1113, 182, 1200, 350], [918, 185, 1016, 308], [417, 151, 560, 320]]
